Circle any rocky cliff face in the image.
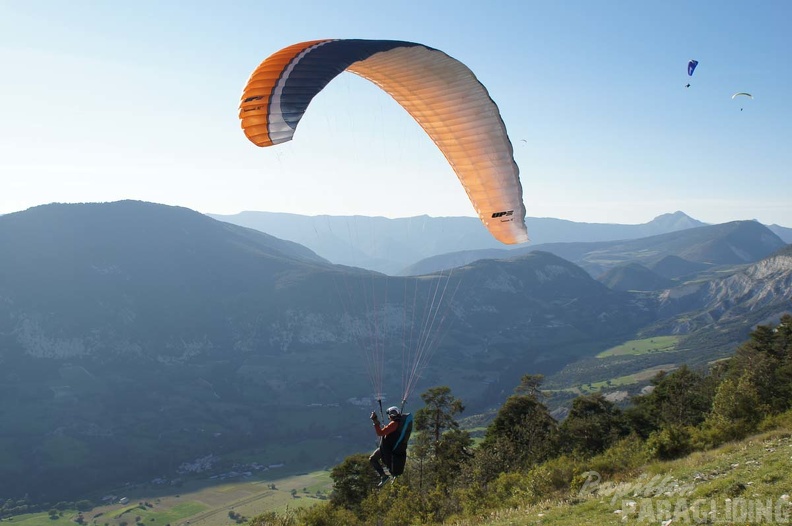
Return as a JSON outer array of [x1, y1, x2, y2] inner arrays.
[[658, 250, 792, 330]]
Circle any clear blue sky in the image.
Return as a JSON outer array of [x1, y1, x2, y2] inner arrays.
[[2, 1, 790, 227]]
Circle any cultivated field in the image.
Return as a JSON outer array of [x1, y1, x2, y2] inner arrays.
[[7, 471, 333, 526], [596, 336, 681, 358]]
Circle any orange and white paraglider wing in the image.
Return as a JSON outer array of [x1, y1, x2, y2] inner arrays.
[[239, 39, 528, 245]]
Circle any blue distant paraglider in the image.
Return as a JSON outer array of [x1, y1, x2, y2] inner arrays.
[[686, 59, 698, 88]]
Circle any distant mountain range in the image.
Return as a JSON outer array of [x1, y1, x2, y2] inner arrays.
[[1, 201, 790, 503], [405, 220, 787, 277], [209, 210, 792, 274]]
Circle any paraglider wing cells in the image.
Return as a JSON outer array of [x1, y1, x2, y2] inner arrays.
[[239, 39, 529, 245]]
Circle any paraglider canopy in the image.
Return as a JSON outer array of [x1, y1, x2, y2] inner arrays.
[[732, 92, 753, 111], [685, 59, 698, 87], [238, 39, 529, 245]]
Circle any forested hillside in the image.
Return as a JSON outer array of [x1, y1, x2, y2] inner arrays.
[[248, 316, 792, 525]]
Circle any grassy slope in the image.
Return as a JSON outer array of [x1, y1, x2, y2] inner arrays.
[[545, 335, 688, 394], [456, 426, 792, 526], [569, 364, 678, 394], [9, 426, 792, 526], [596, 336, 682, 358]]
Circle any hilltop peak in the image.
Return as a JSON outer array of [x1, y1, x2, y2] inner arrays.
[[647, 211, 705, 230]]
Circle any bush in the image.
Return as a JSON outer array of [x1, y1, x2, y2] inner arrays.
[[527, 455, 582, 497], [479, 455, 582, 511], [329, 453, 379, 511], [585, 434, 649, 479], [455, 481, 490, 517], [296, 502, 360, 526], [757, 408, 792, 432], [248, 509, 297, 526], [358, 482, 454, 526], [646, 426, 693, 460], [489, 472, 534, 509], [692, 414, 754, 450]]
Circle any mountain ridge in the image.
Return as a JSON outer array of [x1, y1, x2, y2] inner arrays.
[[1, 201, 790, 503], [404, 220, 787, 277], [208, 210, 710, 274]]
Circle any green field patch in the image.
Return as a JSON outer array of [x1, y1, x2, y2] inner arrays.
[[574, 364, 678, 393], [597, 336, 681, 358], [0, 511, 66, 525], [65, 500, 211, 526], [48, 470, 335, 526], [163, 471, 332, 525], [130, 501, 207, 525]]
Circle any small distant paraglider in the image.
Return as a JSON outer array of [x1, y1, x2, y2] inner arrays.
[[682, 58, 754, 112], [686, 59, 698, 88], [732, 92, 753, 111]]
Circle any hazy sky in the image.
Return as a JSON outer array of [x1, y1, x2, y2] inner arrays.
[[2, 1, 790, 226]]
